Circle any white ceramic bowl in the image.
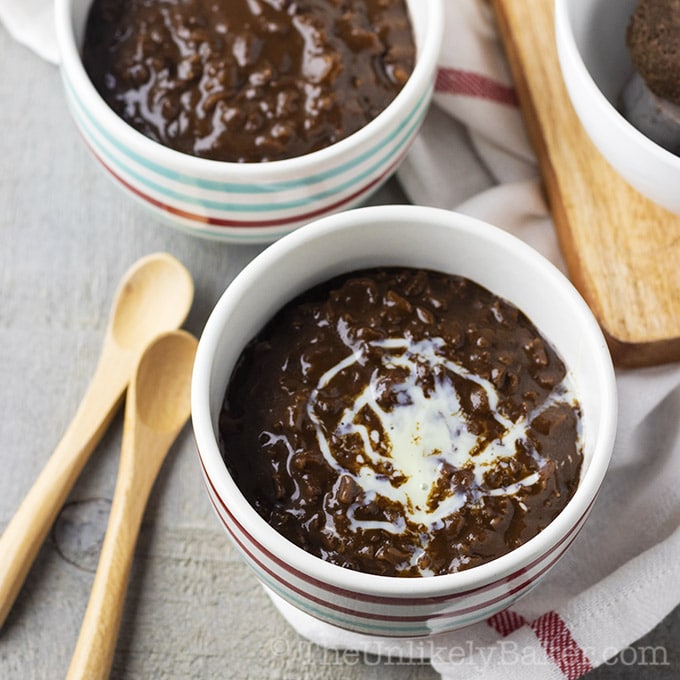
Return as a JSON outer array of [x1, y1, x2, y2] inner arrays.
[[54, 0, 443, 243], [191, 205, 617, 637], [555, 0, 680, 215]]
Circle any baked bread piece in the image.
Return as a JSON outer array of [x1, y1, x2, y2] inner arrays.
[[621, 0, 680, 153], [627, 0, 680, 105]]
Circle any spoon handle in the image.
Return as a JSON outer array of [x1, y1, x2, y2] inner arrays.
[[66, 424, 181, 680], [0, 344, 128, 629]]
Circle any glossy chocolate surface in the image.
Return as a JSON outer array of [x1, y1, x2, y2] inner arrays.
[[82, 0, 415, 162], [219, 268, 583, 577]]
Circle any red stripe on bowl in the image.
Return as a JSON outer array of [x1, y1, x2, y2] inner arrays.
[[208, 478, 579, 626], [198, 453, 594, 608], [87, 140, 405, 230]]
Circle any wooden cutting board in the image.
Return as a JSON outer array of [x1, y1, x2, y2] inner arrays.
[[491, 0, 680, 367]]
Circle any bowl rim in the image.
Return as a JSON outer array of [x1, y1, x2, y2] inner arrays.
[[54, 0, 445, 179], [191, 204, 618, 597], [554, 0, 680, 171]]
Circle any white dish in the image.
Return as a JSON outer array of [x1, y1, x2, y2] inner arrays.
[[191, 204, 618, 637], [555, 0, 680, 216]]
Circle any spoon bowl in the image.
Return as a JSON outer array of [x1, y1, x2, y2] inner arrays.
[[112, 254, 195, 349]]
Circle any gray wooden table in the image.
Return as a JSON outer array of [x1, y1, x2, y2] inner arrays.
[[0, 26, 677, 679]]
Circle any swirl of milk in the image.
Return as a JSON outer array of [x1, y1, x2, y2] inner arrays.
[[307, 337, 578, 536]]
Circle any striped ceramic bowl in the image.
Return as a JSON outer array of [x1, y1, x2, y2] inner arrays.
[[54, 0, 444, 243], [191, 205, 618, 637]]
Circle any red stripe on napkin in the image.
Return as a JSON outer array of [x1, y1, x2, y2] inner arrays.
[[531, 611, 593, 679], [487, 609, 527, 637], [435, 67, 518, 106]]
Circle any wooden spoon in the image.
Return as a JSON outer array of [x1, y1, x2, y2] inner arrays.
[[0, 253, 194, 629], [66, 329, 198, 680]]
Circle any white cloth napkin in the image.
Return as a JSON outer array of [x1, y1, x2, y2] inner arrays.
[[0, 0, 58, 63], [3, 2, 679, 677]]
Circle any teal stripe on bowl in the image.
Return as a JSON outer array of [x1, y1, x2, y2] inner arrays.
[[207, 486, 521, 636], [70, 92, 426, 214], [171, 192, 371, 241], [250, 556, 514, 637], [82, 118, 399, 240], [71, 97, 424, 214], [63, 71, 431, 195]]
